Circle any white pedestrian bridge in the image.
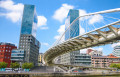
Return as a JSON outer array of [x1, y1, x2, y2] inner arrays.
[[43, 8, 120, 67]]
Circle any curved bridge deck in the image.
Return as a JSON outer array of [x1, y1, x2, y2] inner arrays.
[[43, 20, 120, 66]]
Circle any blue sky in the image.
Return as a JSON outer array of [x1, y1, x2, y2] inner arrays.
[[0, 0, 120, 55]]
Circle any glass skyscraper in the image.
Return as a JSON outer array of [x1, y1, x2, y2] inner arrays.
[[60, 9, 90, 66], [21, 5, 38, 37], [65, 9, 79, 40], [19, 5, 40, 66]]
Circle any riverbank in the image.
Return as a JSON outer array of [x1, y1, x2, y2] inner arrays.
[[0, 71, 120, 77]]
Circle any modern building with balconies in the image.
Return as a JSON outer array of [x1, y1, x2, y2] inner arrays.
[[60, 50, 91, 66], [113, 45, 120, 57], [11, 49, 24, 62]]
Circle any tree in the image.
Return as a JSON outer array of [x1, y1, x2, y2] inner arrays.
[[22, 63, 34, 71], [116, 63, 120, 69], [28, 63, 34, 69], [0, 62, 8, 68], [110, 63, 120, 69], [10, 62, 20, 71], [0, 62, 8, 71], [110, 63, 117, 68]]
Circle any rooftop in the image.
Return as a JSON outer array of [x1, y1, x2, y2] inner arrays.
[[107, 54, 119, 58], [0, 42, 15, 46]]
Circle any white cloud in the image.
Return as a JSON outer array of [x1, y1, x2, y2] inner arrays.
[[54, 36, 59, 40], [80, 49, 87, 53], [57, 25, 65, 35], [89, 14, 104, 25], [0, 0, 24, 23], [37, 16, 47, 26], [79, 9, 91, 21], [40, 26, 49, 30], [42, 43, 49, 47], [96, 48, 103, 51], [79, 9, 87, 16], [53, 4, 74, 23], [37, 16, 48, 30], [54, 25, 65, 40], [79, 9, 104, 25], [54, 25, 65, 45], [79, 26, 85, 35], [0, 0, 48, 30], [111, 42, 120, 48]]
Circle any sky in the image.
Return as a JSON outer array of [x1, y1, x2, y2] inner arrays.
[[0, 0, 120, 55]]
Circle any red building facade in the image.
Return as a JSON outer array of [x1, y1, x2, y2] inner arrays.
[[0, 43, 17, 67]]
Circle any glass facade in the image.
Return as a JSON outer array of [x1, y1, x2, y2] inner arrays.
[[61, 9, 84, 66], [60, 52, 91, 66], [19, 4, 40, 66], [74, 54, 91, 66], [113, 45, 120, 57], [65, 9, 79, 40], [11, 49, 24, 61], [21, 5, 38, 37]]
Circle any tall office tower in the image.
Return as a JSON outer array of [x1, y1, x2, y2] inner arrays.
[[60, 9, 90, 66], [65, 9, 79, 40], [113, 45, 120, 57], [19, 5, 40, 66], [0, 42, 17, 67]]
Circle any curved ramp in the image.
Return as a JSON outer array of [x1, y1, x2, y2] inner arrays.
[[43, 8, 120, 66], [43, 21, 120, 65]]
